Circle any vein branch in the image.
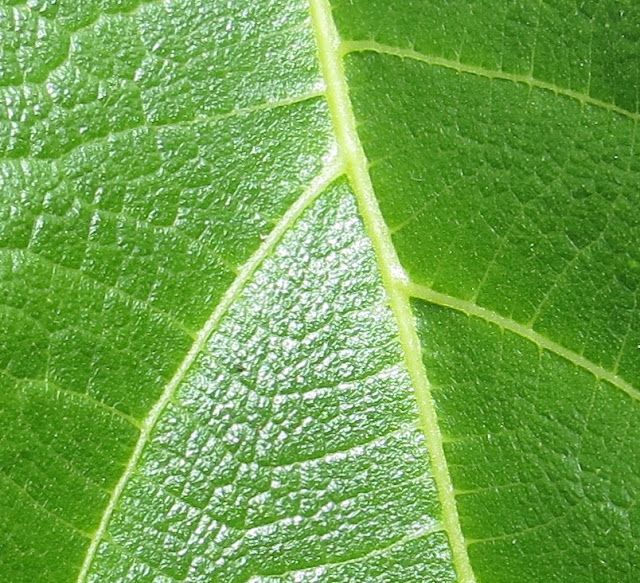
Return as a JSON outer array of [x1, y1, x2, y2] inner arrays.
[[307, 1, 476, 582], [406, 281, 640, 402], [343, 40, 640, 122], [76, 156, 344, 583]]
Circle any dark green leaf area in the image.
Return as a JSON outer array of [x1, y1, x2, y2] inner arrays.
[[415, 299, 640, 583], [333, 0, 640, 113], [346, 52, 640, 388]]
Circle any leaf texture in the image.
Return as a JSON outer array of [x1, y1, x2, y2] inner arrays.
[[0, 1, 639, 582]]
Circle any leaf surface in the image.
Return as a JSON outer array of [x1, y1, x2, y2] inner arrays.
[[1, 1, 639, 582]]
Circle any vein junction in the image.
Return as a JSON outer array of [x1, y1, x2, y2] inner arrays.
[[405, 282, 640, 402], [74, 3, 638, 581], [76, 157, 344, 582]]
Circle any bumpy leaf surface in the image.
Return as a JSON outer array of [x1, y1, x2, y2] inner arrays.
[[1, 1, 639, 582]]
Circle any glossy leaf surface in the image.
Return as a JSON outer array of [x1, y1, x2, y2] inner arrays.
[[1, 1, 639, 582]]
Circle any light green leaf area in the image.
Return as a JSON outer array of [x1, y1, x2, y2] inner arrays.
[[1, 0, 639, 582]]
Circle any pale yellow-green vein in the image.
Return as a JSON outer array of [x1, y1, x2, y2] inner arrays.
[[343, 39, 640, 122], [308, 1, 477, 582], [405, 281, 640, 403]]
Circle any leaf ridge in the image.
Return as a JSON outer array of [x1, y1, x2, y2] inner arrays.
[[406, 281, 640, 402], [307, 2, 476, 582], [75, 155, 344, 583], [343, 40, 640, 122]]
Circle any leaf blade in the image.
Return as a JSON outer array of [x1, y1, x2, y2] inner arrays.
[[2, 0, 640, 581], [86, 181, 453, 583]]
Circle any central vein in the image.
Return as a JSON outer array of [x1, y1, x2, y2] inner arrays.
[[307, 1, 476, 582]]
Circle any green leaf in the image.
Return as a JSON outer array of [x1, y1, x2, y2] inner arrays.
[[1, 1, 638, 582]]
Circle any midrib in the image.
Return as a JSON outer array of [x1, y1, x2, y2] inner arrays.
[[307, 1, 476, 583], [75, 157, 344, 583]]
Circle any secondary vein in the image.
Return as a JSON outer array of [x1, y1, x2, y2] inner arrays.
[[343, 39, 640, 123], [307, 2, 476, 582], [406, 281, 640, 403], [75, 156, 344, 583]]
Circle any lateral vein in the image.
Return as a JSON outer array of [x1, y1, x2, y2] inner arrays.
[[406, 281, 640, 403], [307, 2, 476, 582], [343, 40, 640, 122], [76, 156, 344, 583]]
